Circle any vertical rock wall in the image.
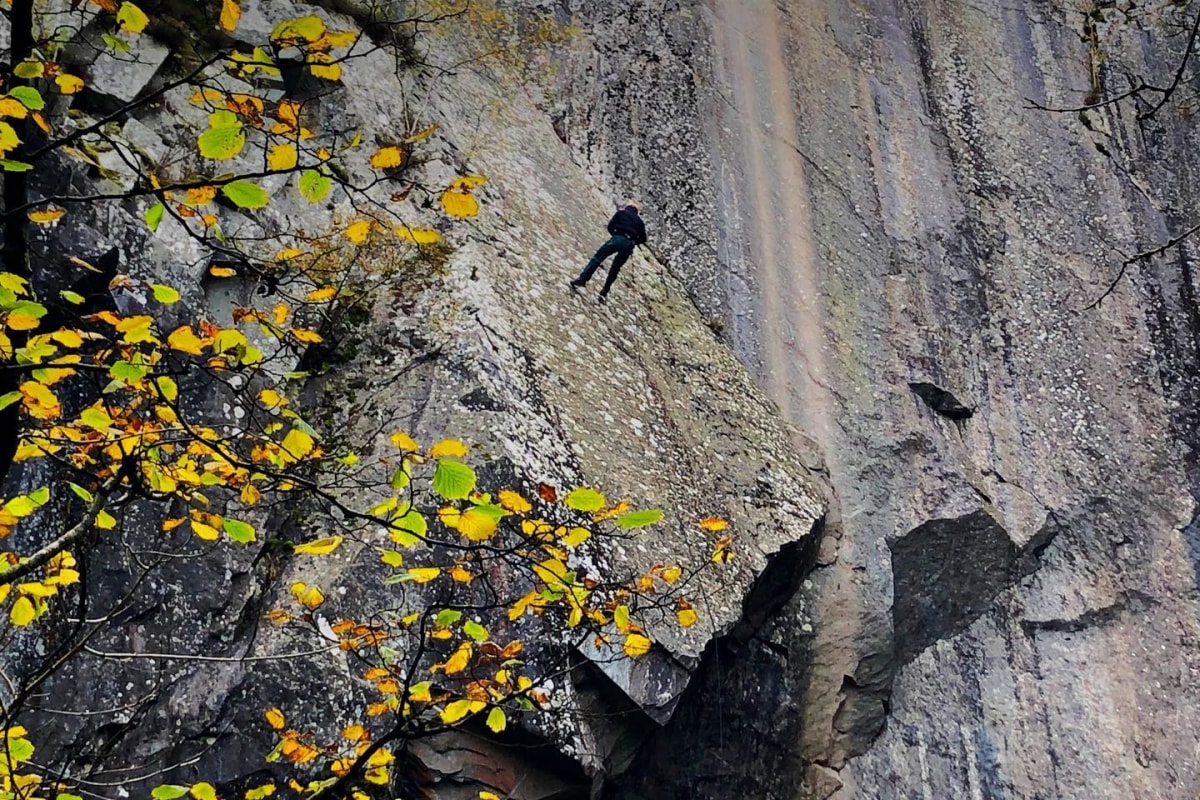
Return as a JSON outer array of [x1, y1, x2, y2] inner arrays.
[[547, 0, 1200, 797]]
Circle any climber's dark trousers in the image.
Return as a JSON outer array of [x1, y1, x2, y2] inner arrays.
[[576, 235, 635, 295]]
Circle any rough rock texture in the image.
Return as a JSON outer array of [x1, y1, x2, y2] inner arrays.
[[12, 0, 1200, 798], [4, 1, 827, 797], [544, 0, 1200, 797]]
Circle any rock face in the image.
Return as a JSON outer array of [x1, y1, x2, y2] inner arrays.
[[4, 1, 828, 798], [547, 0, 1200, 797], [11, 0, 1200, 798]]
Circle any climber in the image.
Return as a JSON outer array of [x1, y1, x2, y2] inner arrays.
[[570, 199, 647, 302]]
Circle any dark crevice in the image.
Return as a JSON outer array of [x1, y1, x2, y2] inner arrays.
[[909, 381, 975, 421], [599, 515, 826, 800], [1021, 590, 1156, 635]]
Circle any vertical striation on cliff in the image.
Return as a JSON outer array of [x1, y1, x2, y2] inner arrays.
[[547, 0, 1200, 797]]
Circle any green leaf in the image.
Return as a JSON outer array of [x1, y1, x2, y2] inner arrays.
[[28, 486, 49, 505], [434, 609, 462, 628], [391, 508, 427, 545], [109, 361, 148, 382], [0, 159, 33, 171], [60, 290, 85, 304], [485, 706, 507, 733], [432, 459, 476, 501], [6, 735, 34, 762], [564, 487, 606, 513], [9, 87, 44, 110], [151, 786, 190, 800], [68, 482, 94, 502], [13, 62, 42, 79], [463, 620, 488, 642], [151, 283, 180, 303], [298, 169, 331, 203], [616, 508, 664, 529], [56, 793, 84, 800], [222, 179, 269, 209], [389, 465, 410, 491], [0, 391, 20, 411], [101, 32, 131, 53], [144, 201, 165, 232], [80, 407, 113, 430], [270, 15, 326, 43], [198, 124, 246, 160], [223, 518, 256, 543]]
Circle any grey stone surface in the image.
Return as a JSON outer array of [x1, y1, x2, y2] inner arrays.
[[542, 0, 1200, 797], [11, 0, 1200, 798]]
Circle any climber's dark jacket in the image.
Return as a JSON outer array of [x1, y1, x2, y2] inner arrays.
[[607, 206, 647, 245]]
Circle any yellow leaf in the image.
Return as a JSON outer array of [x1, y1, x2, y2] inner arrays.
[[440, 641, 472, 675], [497, 489, 531, 514], [699, 517, 729, 532], [300, 586, 324, 609], [0, 98, 28, 119], [449, 566, 474, 583], [191, 519, 220, 541], [307, 53, 341, 81], [293, 535, 343, 556], [440, 188, 479, 219], [219, 0, 240, 31], [117, 1, 150, 34], [281, 427, 315, 459], [485, 707, 506, 734], [660, 565, 682, 584], [711, 535, 734, 564], [561, 526, 590, 548], [305, 286, 336, 302], [186, 186, 217, 206], [267, 142, 298, 171], [439, 698, 485, 725], [613, 604, 631, 634], [342, 723, 366, 742], [394, 226, 441, 245], [479, 793, 501, 800], [27, 207, 64, 224], [389, 431, 418, 451], [405, 123, 440, 144], [379, 550, 403, 568], [209, 265, 237, 278], [406, 567, 440, 584], [56, 74, 84, 94], [622, 633, 651, 657], [9, 596, 36, 626], [428, 438, 468, 458], [6, 312, 42, 331], [191, 782, 217, 800], [458, 508, 498, 542], [289, 327, 323, 344], [344, 219, 372, 244], [0, 121, 18, 155], [265, 707, 286, 730], [167, 326, 207, 355], [676, 607, 698, 628], [369, 146, 404, 169], [51, 329, 83, 348]]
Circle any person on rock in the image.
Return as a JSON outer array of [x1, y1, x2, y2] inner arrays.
[[570, 199, 647, 302]]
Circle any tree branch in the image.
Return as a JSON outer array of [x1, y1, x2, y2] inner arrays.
[[0, 474, 118, 585]]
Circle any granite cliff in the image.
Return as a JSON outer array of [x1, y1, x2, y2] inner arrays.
[[6, 1, 1200, 799]]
